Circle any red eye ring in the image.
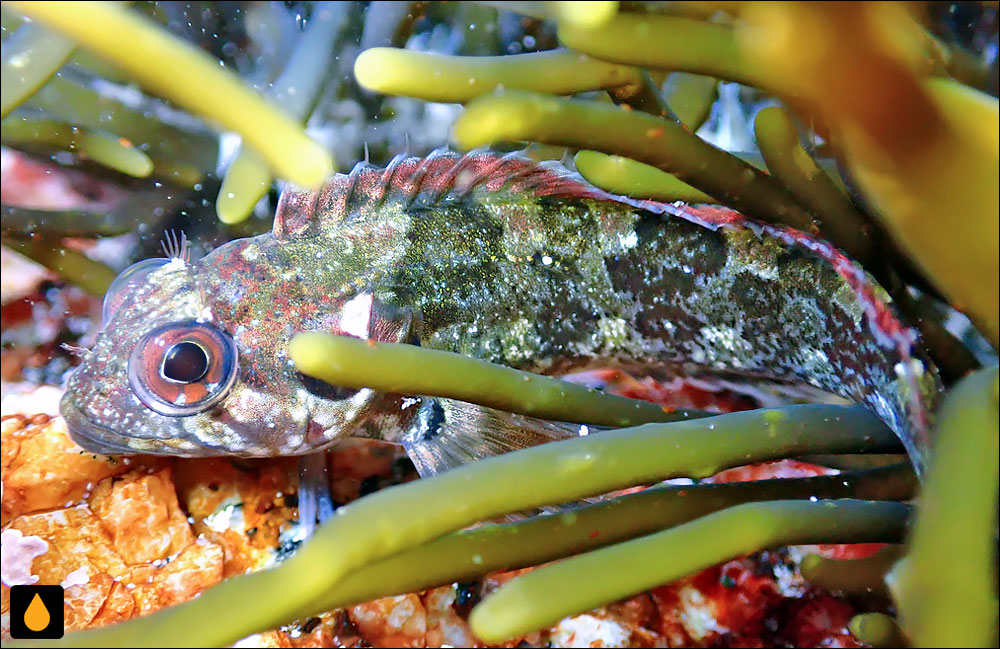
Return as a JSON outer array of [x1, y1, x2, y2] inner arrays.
[[128, 320, 238, 416]]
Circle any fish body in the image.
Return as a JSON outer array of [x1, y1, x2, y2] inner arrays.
[[61, 150, 940, 477]]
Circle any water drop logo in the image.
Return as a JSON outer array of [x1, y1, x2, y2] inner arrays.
[[25, 593, 50, 631], [10, 585, 64, 639]]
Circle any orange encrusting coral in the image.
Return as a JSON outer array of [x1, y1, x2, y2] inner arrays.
[[2, 415, 224, 631]]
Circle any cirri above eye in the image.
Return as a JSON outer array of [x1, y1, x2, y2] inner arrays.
[[102, 258, 170, 324], [128, 320, 238, 416]]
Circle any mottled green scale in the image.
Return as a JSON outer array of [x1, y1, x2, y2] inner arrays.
[[312, 152, 937, 473]]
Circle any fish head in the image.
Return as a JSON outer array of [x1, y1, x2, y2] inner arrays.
[[60, 242, 409, 458]]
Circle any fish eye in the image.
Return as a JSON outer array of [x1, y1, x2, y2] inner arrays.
[[103, 258, 170, 324], [162, 341, 209, 383], [128, 320, 238, 416]]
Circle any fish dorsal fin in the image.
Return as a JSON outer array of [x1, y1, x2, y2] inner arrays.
[[272, 149, 611, 240], [273, 183, 320, 240], [346, 147, 614, 211]]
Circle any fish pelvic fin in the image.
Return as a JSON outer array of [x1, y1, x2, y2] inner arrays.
[[400, 397, 582, 479], [296, 451, 335, 539]]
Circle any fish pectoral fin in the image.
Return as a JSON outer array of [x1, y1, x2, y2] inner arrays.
[[400, 398, 581, 478], [372, 300, 415, 344]]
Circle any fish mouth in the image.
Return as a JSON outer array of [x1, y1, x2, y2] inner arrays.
[[59, 395, 168, 456]]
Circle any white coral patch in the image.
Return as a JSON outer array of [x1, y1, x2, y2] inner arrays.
[[341, 292, 373, 339], [203, 498, 245, 533], [1, 528, 49, 587], [552, 614, 631, 648], [61, 565, 91, 589], [387, 595, 419, 630], [677, 584, 727, 641]]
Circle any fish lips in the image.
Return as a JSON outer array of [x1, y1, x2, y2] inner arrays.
[[59, 393, 193, 456]]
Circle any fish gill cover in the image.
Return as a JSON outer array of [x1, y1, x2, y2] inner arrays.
[[0, 2, 997, 648]]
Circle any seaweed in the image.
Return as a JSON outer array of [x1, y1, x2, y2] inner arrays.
[[6, 1, 333, 186], [288, 333, 712, 426], [469, 499, 912, 641], [1, 2, 997, 647]]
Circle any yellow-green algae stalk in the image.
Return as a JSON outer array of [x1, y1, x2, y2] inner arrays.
[[452, 91, 822, 236], [753, 105, 873, 261], [2, 115, 153, 177], [2, 186, 180, 239], [890, 365, 999, 648], [2, 204, 133, 238], [289, 332, 711, 426], [23, 74, 214, 185], [217, 1, 347, 224], [849, 612, 908, 648], [738, 2, 999, 347], [557, 13, 766, 90], [573, 150, 717, 204], [11, 404, 899, 648], [0, 20, 75, 117], [469, 499, 912, 642], [557, 8, 981, 101], [355, 48, 644, 104], [662, 71, 718, 131], [472, 1, 619, 29], [302, 464, 915, 615], [605, 69, 674, 117], [800, 544, 904, 597], [9, 0, 333, 188], [3, 237, 116, 296]]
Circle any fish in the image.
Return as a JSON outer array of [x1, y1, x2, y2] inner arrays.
[[60, 149, 941, 508]]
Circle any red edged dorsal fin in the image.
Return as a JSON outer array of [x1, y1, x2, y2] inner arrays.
[[273, 184, 319, 240], [273, 149, 611, 239], [273, 149, 707, 241], [272, 164, 368, 240]]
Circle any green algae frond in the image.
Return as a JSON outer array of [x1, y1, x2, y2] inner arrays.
[[469, 500, 911, 642], [890, 365, 999, 647], [8, 0, 333, 188], [289, 332, 710, 426]]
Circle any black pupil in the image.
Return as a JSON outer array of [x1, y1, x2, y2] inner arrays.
[[162, 341, 209, 383]]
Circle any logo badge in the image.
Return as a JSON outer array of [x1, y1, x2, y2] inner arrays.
[[9, 585, 65, 639]]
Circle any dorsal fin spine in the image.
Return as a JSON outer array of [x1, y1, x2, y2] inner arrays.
[[426, 149, 482, 205], [403, 147, 449, 208], [372, 153, 408, 212], [342, 160, 368, 213], [451, 148, 511, 200]]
